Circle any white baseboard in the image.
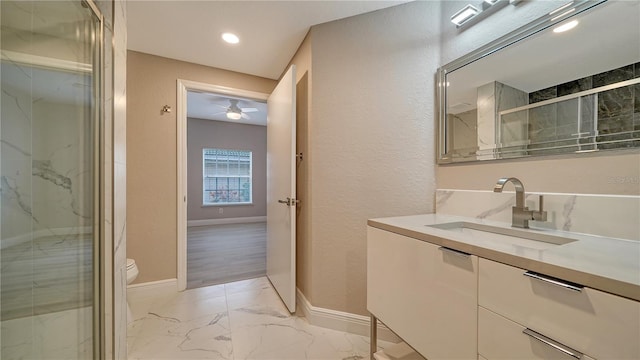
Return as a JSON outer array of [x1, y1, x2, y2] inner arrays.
[[126, 278, 177, 296], [187, 216, 266, 227], [296, 288, 400, 343]]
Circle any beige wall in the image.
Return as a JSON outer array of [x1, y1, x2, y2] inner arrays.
[[187, 118, 267, 220], [437, 152, 640, 195], [127, 51, 276, 283], [436, 1, 640, 195], [293, 1, 441, 316]]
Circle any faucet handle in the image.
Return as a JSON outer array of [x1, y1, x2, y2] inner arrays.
[[538, 195, 544, 211], [533, 195, 548, 222]]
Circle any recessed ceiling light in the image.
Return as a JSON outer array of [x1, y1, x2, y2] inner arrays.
[[553, 20, 579, 33], [221, 32, 239, 44]]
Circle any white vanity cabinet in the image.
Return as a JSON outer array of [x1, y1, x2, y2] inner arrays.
[[367, 226, 478, 360], [478, 258, 640, 360]]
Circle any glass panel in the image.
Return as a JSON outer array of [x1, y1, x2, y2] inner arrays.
[[1, 1, 100, 359]]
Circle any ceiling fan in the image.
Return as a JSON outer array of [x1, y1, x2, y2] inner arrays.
[[213, 99, 258, 120]]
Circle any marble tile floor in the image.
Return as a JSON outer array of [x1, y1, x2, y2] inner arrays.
[[1, 306, 94, 359], [128, 276, 390, 360]]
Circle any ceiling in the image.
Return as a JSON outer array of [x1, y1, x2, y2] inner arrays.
[[127, 0, 410, 80], [187, 91, 267, 126]]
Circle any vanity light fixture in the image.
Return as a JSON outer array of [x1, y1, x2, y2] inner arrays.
[[452, 0, 516, 28], [451, 5, 480, 26], [549, 1, 574, 16], [221, 32, 240, 44], [553, 19, 579, 33], [550, 8, 576, 22]]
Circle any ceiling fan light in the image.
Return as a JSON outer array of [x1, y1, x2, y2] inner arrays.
[[226, 111, 242, 120]]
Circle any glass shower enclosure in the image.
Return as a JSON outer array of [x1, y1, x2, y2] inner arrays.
[[1, 0, 102, 358]]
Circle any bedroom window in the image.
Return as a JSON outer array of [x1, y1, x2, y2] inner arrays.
[[203, 148, 252, 205]]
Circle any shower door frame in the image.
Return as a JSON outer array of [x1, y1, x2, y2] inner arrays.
[[0, 0, 106, 358], [82, 1, 107, 359]]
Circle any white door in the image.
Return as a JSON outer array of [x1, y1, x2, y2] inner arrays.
[[266, 65, 296, 313]]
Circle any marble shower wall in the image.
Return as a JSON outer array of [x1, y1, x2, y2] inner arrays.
[[528, 62, 640, 150], [475, 81, 528, 159], [1, 67, 93, 242], [436, 189, 640, 241], [447, 109, 478, 156]]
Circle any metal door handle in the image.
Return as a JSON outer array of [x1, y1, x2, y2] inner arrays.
[[277, 197, 300, 206], [523, 328, 583, 359], [524, 271, 583, 292]]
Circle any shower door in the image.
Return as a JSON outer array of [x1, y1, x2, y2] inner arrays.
[[1, 1, 102, 359]]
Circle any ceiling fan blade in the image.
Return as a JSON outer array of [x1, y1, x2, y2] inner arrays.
[[212, 111, 226, 116], [241, 107, 258, 113], [241, 112, 251, 120]]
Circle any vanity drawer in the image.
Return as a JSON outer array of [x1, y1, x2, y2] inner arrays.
[[479, 306, 596, 360], [479, 258, 640, 360]]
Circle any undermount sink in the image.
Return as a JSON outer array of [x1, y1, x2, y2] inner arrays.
[[427, 222, 578, 250]]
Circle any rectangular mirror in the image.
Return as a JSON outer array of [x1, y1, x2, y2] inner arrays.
[[437, 0, 640, 163]]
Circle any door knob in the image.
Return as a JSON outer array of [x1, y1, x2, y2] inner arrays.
[[277, 197, 300, 206]]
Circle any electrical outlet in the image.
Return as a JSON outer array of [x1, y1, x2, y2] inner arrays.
[[219, 208, 223, 214]]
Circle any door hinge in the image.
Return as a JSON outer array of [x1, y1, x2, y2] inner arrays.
[[296, 152, 303, 161]]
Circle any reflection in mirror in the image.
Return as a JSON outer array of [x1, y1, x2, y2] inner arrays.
[[438, 0, 640, 163]]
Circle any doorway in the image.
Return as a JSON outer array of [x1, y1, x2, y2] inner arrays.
[[177, 83, 270, 290], [185, 90, 268, 288]]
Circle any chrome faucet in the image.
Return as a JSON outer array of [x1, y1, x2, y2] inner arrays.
[[493, 177, 547, 228]]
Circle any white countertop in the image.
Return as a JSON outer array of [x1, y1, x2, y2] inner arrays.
[[368, 214, 640, 301]]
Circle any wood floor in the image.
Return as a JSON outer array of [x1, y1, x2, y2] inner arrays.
[[186, 222, 266, 289]]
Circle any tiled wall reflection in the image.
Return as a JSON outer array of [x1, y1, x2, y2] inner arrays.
[[528, 62, 640, 151]]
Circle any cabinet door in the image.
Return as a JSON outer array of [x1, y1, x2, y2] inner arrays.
[[367, 227, 478, 360]]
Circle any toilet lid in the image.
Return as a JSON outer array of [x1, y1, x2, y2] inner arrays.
[[126, 258, 136, 269]]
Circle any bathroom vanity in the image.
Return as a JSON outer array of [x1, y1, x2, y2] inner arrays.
[[367, 214, 640, 360]]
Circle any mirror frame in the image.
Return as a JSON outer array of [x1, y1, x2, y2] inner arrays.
[[436, 0, 609, 164]]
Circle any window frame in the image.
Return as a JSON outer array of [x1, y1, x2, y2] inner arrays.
[[202, 148, 253, 206]]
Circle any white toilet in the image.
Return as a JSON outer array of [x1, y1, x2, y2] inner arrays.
[[126, 258, 139, 324]]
